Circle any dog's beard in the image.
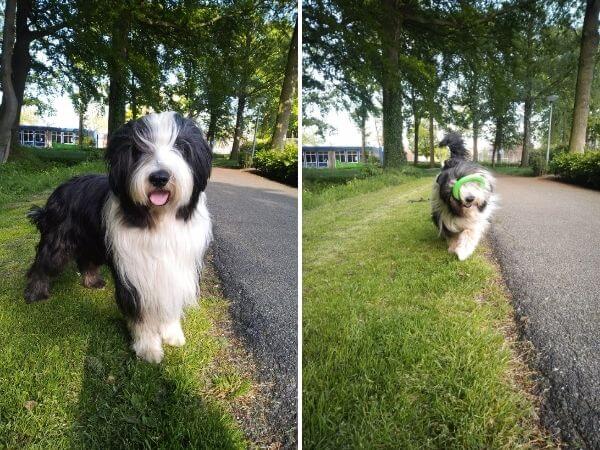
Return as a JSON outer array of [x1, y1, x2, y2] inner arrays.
[[458, 182, 490, 210]]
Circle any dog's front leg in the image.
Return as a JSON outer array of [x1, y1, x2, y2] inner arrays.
[[454, 228, 482, 261], [129, 320, 164, 363], [160, 319, 186, 347]]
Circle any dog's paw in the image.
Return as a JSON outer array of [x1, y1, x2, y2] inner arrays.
[[24, 284, 50, 304], [132, 340, 164, 363], [455, 246, 473, 261], [161, 321, 186, 347], [83, 277, 106, 289]]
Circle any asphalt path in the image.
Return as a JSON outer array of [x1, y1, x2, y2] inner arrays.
[[206, 168, 297, 447], [490, 175, 600, 448]]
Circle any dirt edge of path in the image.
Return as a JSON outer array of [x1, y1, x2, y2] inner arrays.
[[483, 243, 563, 449], [203, 251, 285, 449]]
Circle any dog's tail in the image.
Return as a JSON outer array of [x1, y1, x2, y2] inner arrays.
[[439, 132, 469, 160], [27, 206, 47, 232]]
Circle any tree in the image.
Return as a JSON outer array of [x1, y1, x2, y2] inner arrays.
[[271, 17, 298, 150], [0, 0, 19, 162], [569, 0, 600, 153]]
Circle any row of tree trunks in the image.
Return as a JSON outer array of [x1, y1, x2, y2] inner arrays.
[[0, 0, 19, 163]]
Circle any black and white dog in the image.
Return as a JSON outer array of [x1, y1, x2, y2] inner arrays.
[[431, 133, 497, 261], [24, 111, 212, 363]]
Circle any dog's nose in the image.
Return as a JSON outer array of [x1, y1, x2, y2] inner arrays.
[[465, 195, 475, 203], [149, 170, 170, 188]]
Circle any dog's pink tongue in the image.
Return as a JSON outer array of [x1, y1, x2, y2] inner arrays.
[[149, 191, 169, 206]]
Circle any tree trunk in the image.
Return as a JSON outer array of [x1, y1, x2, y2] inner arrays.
[[569, 0, 600, 153], [270, 18, 298, 150], [380, 3, 405, 168], [472, 119, 479, 162], [206, 109, 218, 149], [429, 115, 435, 167], [108, 22, 128, 139], [78, 105, 85, 148], [130, 75, 138, 120], [521, 95, 532, 167], [10, 0, 34, 146], [0, 0, 19, 163], [230, 94, 246, 161], [360, 113, 367, 162], [413, 114, 419, 165], [492, 117, 503, 168]]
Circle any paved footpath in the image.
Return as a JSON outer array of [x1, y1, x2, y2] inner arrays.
[[490, 176, 600, 448], [206, 168, 297, 447]]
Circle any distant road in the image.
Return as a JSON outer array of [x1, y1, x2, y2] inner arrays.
[[206, 168, 298, 448], [490, 176, 600, 447]]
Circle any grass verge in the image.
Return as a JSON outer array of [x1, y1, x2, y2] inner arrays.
[[303, 165, 437, 210], [303, 173, 553, 448], [0, 155, 256, 448]]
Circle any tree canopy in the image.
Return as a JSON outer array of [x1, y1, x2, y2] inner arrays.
[[303, 0, 599, 167], [0, 0, 297, 161]]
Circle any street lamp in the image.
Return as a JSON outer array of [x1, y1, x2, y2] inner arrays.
[[546, 95, 559, 164], [251, 98, 266, 161]]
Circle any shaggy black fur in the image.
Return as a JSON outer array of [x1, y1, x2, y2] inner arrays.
[[24, 113, 212, 316], [432, 132, 493, 231]]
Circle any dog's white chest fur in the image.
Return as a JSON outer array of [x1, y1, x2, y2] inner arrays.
[[104, 192, 212, 322]]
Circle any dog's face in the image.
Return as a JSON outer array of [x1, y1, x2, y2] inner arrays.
[[437, 165, 494, 216], [454, 175, 490, 210], [105, 112, 212, 226]]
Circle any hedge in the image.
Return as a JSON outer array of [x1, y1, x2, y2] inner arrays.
[[550, 150, 600, 189], [252, 142, 298, 186]]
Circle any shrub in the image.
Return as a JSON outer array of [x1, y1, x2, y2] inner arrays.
[[550, 150, 600, 189], [528, 146, 565, 176], [253, 142, 298, 186]]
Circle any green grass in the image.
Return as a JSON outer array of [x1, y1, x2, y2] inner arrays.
[[0, 153, 252, 448], [303, 165, 438, 210], [303, 173, 545, 449], [212, 154, 240, 168]]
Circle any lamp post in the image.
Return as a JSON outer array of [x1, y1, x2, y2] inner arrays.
[[251, 99, 265, 161], [546, 95, 559, 164]]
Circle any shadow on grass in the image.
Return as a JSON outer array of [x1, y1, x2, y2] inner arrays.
[[0, 204, 245, 449]]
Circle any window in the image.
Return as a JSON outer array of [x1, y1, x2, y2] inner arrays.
[[51, 131, 60, 143], [34, 131, 45, 147], [63, 132, 75, 144], [304, 152, 317, 168], [335, 151, 346, 163], [347, 151, 359, 163], [317, 152, 328, 168], [21, 130, 35, 146]]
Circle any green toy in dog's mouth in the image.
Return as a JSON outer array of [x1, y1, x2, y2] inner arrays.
[[452, 174, 487, 201]]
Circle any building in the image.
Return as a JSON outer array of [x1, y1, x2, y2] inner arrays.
[[302, 146, 383, 168], [18, 125, 98, 148]]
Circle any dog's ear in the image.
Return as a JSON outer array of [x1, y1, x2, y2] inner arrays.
[[105, 121, 135, 197], [173, 113, 212, 221], [105, 120, 152, 227]]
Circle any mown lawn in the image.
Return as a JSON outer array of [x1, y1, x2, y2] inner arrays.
[[0, 151, 252, 448], [303, 173, 549, 448]]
